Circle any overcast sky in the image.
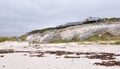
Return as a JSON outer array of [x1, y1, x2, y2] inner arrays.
[[0, 0, 120, 36]]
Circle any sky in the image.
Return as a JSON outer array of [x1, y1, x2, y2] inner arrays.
[[0, 0, 120, 36]]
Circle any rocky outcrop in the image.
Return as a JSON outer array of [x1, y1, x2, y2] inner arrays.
[[26, 22, 120, 43], [26, 31, 61, 43]]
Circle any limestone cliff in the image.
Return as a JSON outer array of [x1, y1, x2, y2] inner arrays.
[[26, 21, 120, 43]]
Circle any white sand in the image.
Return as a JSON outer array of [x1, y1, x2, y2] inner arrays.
[[0, 41, 120, 69]]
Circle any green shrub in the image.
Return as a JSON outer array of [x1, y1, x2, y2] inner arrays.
[[0, 37, 9, 42], [103, 17, 120, 22], [28, 25, 73, 35], [84, 33, 120, 41], [114, 41, 120, 45], [19, 35, 27, 41], [28, 27, 55, 34], [84, 35, 106, 41], [0, 36, 17, 42], [50, 38, 81, 43], [9, 37, 17, 41]]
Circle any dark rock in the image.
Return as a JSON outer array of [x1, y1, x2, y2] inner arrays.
[[64, 56, 80, 58], [94, 61, 120, 66], [0, 49, 14, 54]]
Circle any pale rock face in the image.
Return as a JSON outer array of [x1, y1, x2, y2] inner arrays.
[[107, 25, 120, 36], [60, 30, 77, 40], [77, 24, 120, 40], [26, 22, 120, 43], [26, 34, 41, 43], [26, 32, 61, 43], [40, 32, 61, 43]]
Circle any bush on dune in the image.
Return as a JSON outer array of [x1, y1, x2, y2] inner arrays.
[[84, 33, 120, 41], [114, 41, 120, 45], [103, 17, 120, 22], [0, 36, 17, 42], [18, 35, 27, 41], [0, 37, 9, 42]]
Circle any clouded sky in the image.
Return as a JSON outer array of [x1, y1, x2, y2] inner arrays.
[[0, 0, 120, 36]]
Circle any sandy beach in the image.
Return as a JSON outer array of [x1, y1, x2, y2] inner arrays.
[[0, 41, 120, 69]]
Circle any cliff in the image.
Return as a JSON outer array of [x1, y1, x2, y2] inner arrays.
[[26, 21, 120, 43]]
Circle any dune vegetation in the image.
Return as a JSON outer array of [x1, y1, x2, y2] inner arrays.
[[0, 37, 17, 42]]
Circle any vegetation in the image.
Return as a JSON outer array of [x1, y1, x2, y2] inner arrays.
[[0, 35, 27, 42], [50, 38, 80, 43], [8, 37, 17, 41], [84, 33, 120, 41], [18, 35, 27, 41], [114, 41, 120, 45], [0, 36, 17, 42], [103, 17, 120, 22], [28, 25, 72, 35], [28, 27, 55, 35], [0, 37, 9, 42]]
